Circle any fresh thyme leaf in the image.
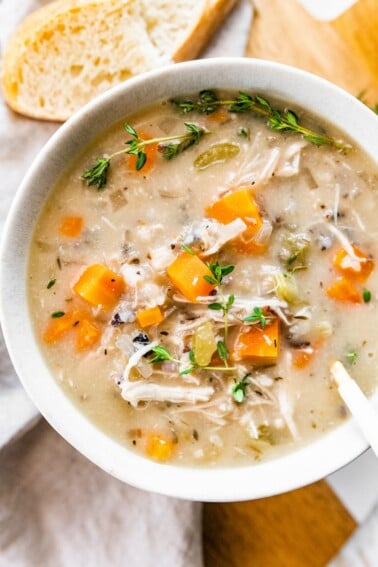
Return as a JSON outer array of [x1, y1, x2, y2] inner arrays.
[[198, 90, 219, 114], [184, 122, 204, 143], [237, 126, 250, 139], [172, 90, 219, 114], [206, 261, 234, 286], [47, 279, 56, 289], [254, 95, 272, 112], [203, 275, 218, 285], [159, 123, 206, 160], [123, 122, 138, 137], [136, 151, 147, 171], [125, 139, 139, 154], [181, 243, 195, 255], [208, 302, 223, 310], [345, 349, 358, 365], [363, 289, 372, 303], [179, 367, 194, 376], [303, 134, 329, 147], [51, 311, 65, 318], [159, 143, 181, 160], [229, 92, 254, 113], [244, 307, 267, 328], [217, 340, 229, 363], [172, 100, 196, 113], [189, 349, 196, 364], [82, 157, 110, 190], [285, 110, 299, 127], [226, 294, 235, 310], [232, 374, 250, 403], [150, 345, 174, 363]]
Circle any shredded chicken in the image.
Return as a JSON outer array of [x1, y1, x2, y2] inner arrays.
[[182, 218, 247, 256], [275, 140, 307, 177], [121, 263, 167, 308], [322, 223, 366, 262], [121, 382, 215, 407], [122, 341, 158, 382]]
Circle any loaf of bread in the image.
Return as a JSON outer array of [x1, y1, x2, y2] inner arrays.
[[1, 0, 237, 121]]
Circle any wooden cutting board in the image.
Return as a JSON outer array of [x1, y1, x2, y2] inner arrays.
[[203, 1, 378, 564]]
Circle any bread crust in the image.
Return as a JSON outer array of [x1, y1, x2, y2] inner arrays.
[[1, 0, 239, 121], [172, 0, 238, 62]]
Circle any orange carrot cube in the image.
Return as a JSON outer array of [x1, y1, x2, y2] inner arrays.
[[231, 318, 280, 365], [206, 189, 263, 230], [145, 433, 175, 462], [73, 264, 125, 310], [205, 189, 265, 254], [167, 252, 215, 302], [333, 245, 374, 283], [292, 348, 315, 369], [326, 277, 362, 303], [43, 312, 74, 344], [75, 318, 101, 351], [59, 216, 83, 238], [136, 306, 164, 328]]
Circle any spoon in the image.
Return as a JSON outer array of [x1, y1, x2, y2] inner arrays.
[[330, 360, 378, 457]]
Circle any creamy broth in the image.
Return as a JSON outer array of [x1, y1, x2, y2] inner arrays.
[[28, 91, 378, 466]]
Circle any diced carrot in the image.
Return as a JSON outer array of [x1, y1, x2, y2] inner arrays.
[[206, 189, 262, 228], [75, 318, 101, 351], [127, 132, 157, 173], [43, 312, 74, 344], [292, 348, 315, 369], [145, 433, 175, 462], [326, 277, 362, 303], [231, 318, 280, 365], [59, 216, 83, 238], [232, 228, 268, 255], [206, 107, 229, 124], [205, 189, 265, 254], [333, 245, 374, 283], [136, 306, 164, 328], [73, 264, 125, 310], [167, 252, 215, 302]]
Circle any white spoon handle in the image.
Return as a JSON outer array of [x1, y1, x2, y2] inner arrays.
[[331, 361, 378, 457]]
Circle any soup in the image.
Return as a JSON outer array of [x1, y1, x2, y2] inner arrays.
[[28, 90, 378, 466]]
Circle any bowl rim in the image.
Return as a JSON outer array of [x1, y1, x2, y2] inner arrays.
[[1, 57, 377, 502]]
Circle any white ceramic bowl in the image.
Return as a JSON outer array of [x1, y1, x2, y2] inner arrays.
[[1, 59, 378, 501]]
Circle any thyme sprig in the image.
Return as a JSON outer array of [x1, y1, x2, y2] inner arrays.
[[205, 261, 235, 341], [243, 307, 268, 328], [82, 122, 208, 189], [149, 345, 235, 375], [232, 374, 250, 403], [172, 90, 349, 151]]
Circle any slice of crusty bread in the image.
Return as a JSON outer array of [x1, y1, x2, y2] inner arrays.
[[1, 0, 237, 121]]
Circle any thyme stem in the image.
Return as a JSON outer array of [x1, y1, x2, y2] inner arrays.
[[82, 122, 208, 189], [172, 90, 350, 151]]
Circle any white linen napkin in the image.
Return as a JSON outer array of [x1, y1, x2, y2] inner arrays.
[[0, 420, 202, 567], [0, 1, 252, 566]]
